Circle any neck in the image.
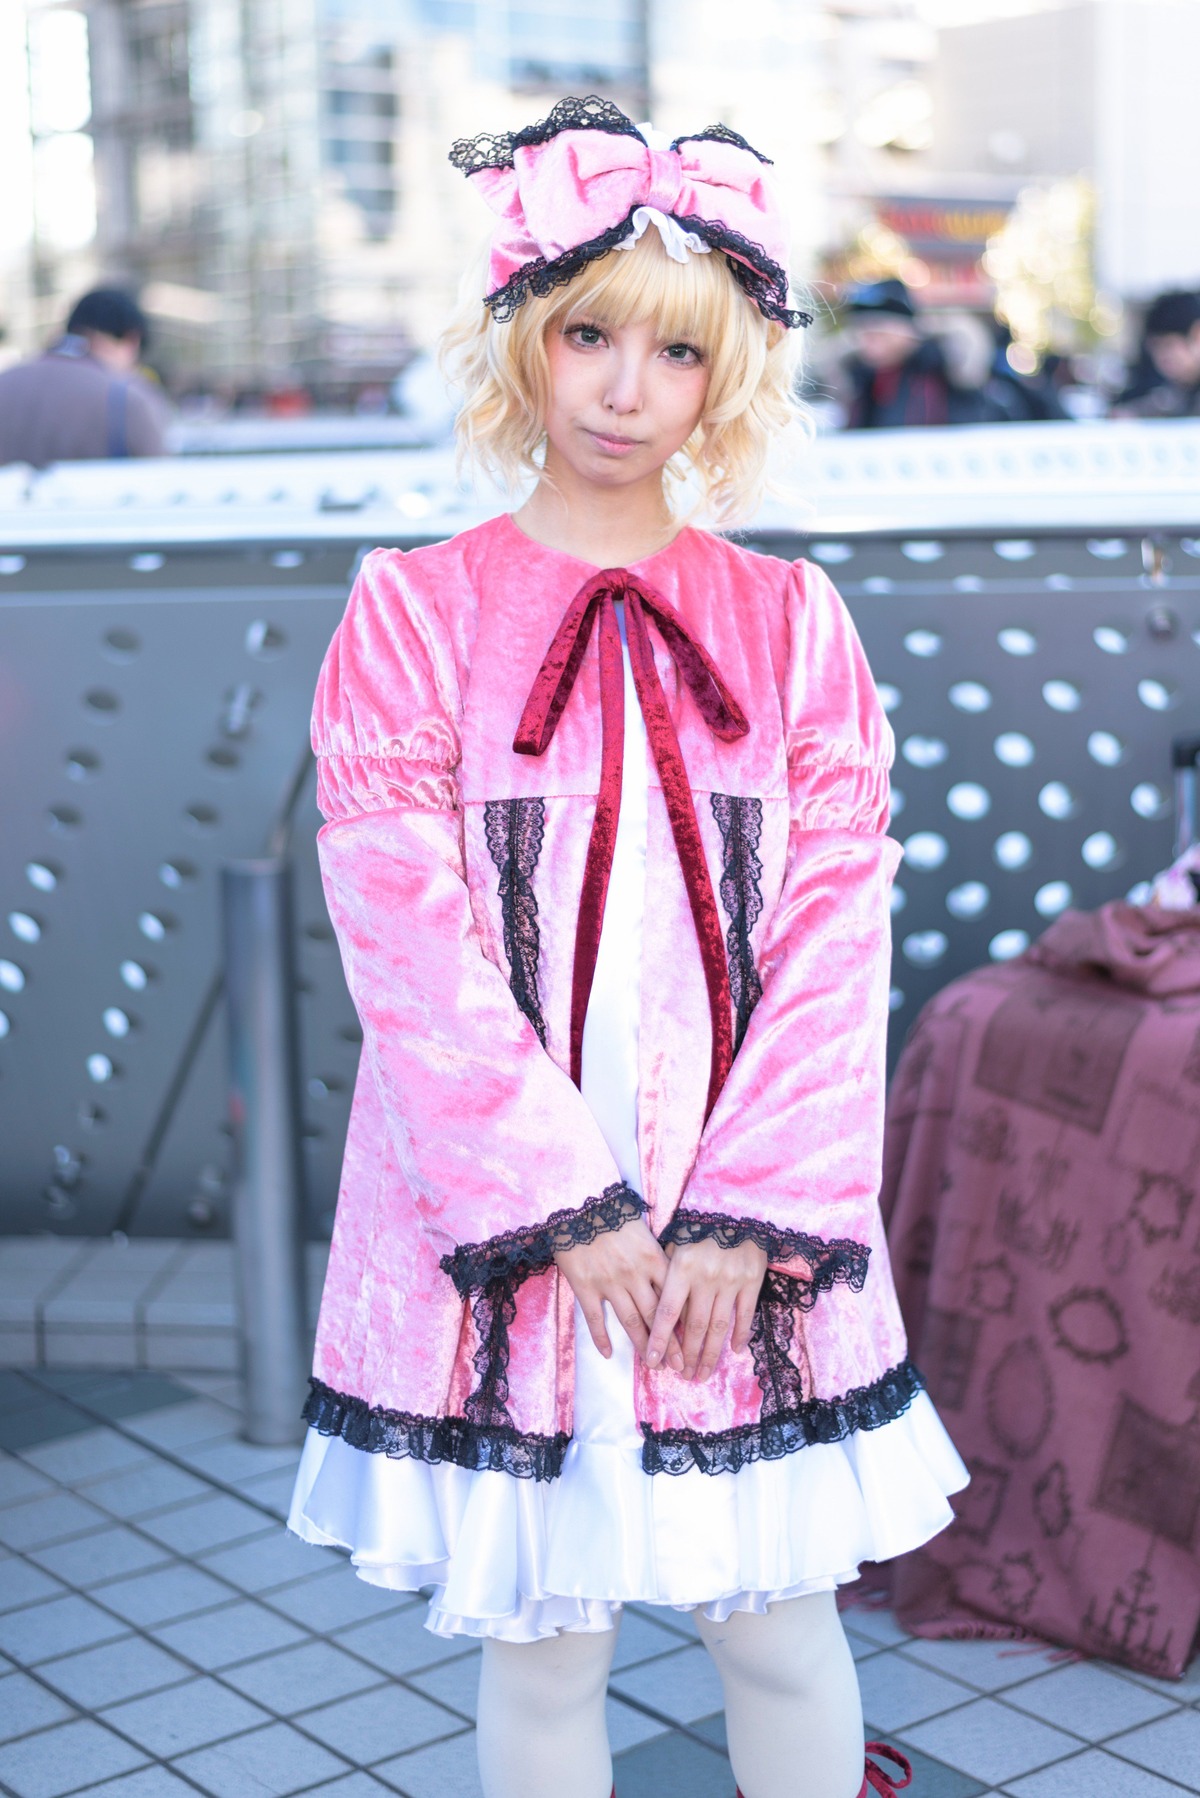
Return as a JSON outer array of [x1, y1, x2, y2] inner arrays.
[[513, 456, 679, 568]]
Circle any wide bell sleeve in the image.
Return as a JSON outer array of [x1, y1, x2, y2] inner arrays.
[[667, 557, 903, 1304], [313, 548, 644, 1302]]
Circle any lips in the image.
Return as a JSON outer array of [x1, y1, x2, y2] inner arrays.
[[588, 429, 642, 451]]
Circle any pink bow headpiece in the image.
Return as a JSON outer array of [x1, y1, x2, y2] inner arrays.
[[450, 96, 809, 329]]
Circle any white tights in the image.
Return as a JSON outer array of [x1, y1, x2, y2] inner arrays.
[[475, 1591, 864, 1798]]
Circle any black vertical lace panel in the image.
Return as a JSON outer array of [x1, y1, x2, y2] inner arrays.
[[463, 1277, 519, 1431], [711, 794, 765, 1054], [485, 798, 548, 1047]]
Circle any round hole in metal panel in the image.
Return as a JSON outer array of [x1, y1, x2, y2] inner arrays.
[[994, 831, 1033, 870], [876, 683, 902, 713], [994, 732, 1035, 767], [1082, 831, 1123, 870], [120, 959, 154, 990], [997, 627, 1036, 656], [901, 735, 948, 768], [901, 541, 945, 562], [66, 748, 101, 781], [890, 885, 907, 914], [1093, 625, 1130, 655], [946, 880, 990, 919], [25, 862, 60, 892], [1181, 539, 1200, 558], [1045, 574, 1073, 591], [989, 929, 1030, 960], [1087, 730, 1126, 767], [1130, 783, 1170, 820], [949, 680, 992, 713], [102, 628, 141, 661], [1034, 881, 1073, 917], [158, 860, 198, 889], [138, 911, 176, 941], [0, 960, 27, 992], [47, 804, 83, 831], [994, 540, 1036, 562], [947, 782, 991, 820], [83, 689, 121, 719], [863, 576, 894, 595], [337, 1023, 364, 1045], [0, 555, 26, 575], [1042, 679, 1082, 713], [0, 1011, 9, 1039], [86, 1053, 118, 1082], [1086, 538, 1128, 560], [220, 684, 262, 738], [1038, 781, 1078, 820], [1126, 880, 1154, 904], [245, 619, 287, 659], [184, 803, 219, 831], [902, 831, 949, 871], [888, 988, 906, 1011], [78, 1102, 107, 1128], [308, 1075, 348, 1099], [953, 574, 983, 592], [889, 788, 906, 817], [271, 550, 304, 568], [103, 1007, 135, 1038], [130, 553, 165, 573], [304, 920, 335, 942], [903, 628, 942, 657], [902, 930, 948, 967], [810, 542, 853, 564], [8, 912, 41, 944], [205, 746, 240, 773], [1138, 678, 1178, 711]]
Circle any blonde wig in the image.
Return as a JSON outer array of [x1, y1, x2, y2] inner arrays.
[[438, 228, 809, 528]]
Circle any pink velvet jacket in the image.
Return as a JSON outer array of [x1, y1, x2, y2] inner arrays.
[[303, 511, 916, 1479]]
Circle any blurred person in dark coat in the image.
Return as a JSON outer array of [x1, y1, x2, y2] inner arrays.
[[1112, 289, 1200, 417], [835, 278, 1008, 428], [0, 288, 170, 467]]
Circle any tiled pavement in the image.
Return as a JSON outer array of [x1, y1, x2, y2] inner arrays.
[[0, 1371, 1198, 1797]]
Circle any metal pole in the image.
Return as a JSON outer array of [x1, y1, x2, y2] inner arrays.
[[220, 857, 309, 1445]]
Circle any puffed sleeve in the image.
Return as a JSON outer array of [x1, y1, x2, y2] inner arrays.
[[667, 557, 903, 1298], [313, 549, 642, 1301]]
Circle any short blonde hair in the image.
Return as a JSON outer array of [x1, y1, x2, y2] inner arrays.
[[438, 229, 808, 528]]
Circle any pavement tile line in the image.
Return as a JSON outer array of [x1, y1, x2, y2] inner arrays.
[[1, 1370, 1197, 1798], [0, 1372, 732, 1798]]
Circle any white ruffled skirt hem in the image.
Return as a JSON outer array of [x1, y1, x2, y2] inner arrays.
[[286, 1387, 967, 1643]]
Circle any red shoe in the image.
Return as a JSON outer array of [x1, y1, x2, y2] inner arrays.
[[734, 1740, 913, 1798]]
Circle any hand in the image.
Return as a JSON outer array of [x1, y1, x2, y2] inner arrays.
[[555, 1218, 685, 1371], [646, 1238, 768, 1383]]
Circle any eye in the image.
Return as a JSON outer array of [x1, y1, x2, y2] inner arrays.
[[664, 341, 702, 366], [566, 322, 605, 347]]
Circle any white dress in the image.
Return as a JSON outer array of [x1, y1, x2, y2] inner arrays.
[[287, 602, 968, 1641]]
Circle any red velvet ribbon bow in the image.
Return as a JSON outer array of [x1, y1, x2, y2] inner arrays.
[[514, 569, 749, 1121]]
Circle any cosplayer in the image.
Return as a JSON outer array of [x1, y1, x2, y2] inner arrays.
[[287, 95, 967, 1798]]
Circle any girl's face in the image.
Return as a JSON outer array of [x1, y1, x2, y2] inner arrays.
[[541, 313, 710, 495]]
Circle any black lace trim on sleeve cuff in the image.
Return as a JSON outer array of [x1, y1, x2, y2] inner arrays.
[[439, 1182, 646, 1299], [302, 1376, 569, 1481], [641, 1357, 925, 1476], [659, 1208, 869, 1305]]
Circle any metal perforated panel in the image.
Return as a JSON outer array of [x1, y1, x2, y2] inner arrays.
[[2, 513, 1197, 1238]]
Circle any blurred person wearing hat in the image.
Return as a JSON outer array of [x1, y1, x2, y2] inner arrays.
[[1111, 289, 1200, 418], [833, 278, 1007, 429], [0, 287, 170, 467]]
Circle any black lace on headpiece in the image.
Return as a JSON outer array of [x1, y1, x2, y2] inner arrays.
[[448, 95, 812, 329]]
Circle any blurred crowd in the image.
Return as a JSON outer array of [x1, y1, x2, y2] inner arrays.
[[1, 278, 1199, 468]]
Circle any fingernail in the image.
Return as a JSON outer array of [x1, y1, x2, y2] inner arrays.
[[647, 1349, 660, 1365]]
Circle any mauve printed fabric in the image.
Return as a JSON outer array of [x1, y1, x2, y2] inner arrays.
[[880, 902, 1200, 1678], [308, 514, 909, 1455]]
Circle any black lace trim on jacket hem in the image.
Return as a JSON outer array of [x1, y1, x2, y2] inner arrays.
[[711, 793, 765, 1054], [440, 1182, 646, 1299], [640, 1358, 926, 1476], [484, 797, 548, 1047], [660, 1209, 870, 1301], [302, 1376, 569, 1481]]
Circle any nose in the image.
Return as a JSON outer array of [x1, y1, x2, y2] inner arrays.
[[603, 348, 645, 416]]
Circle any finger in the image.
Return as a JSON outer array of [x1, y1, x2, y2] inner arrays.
[[580, 1297, 612, 1359], [682, 1293, 715, 1380], [646, 1264, 688, 1367], [613, 1295, 651, 1356], [695, 1306, 733, 1383], [631, 1278, 663, 1336], [731, 1286, 758, 1355]]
